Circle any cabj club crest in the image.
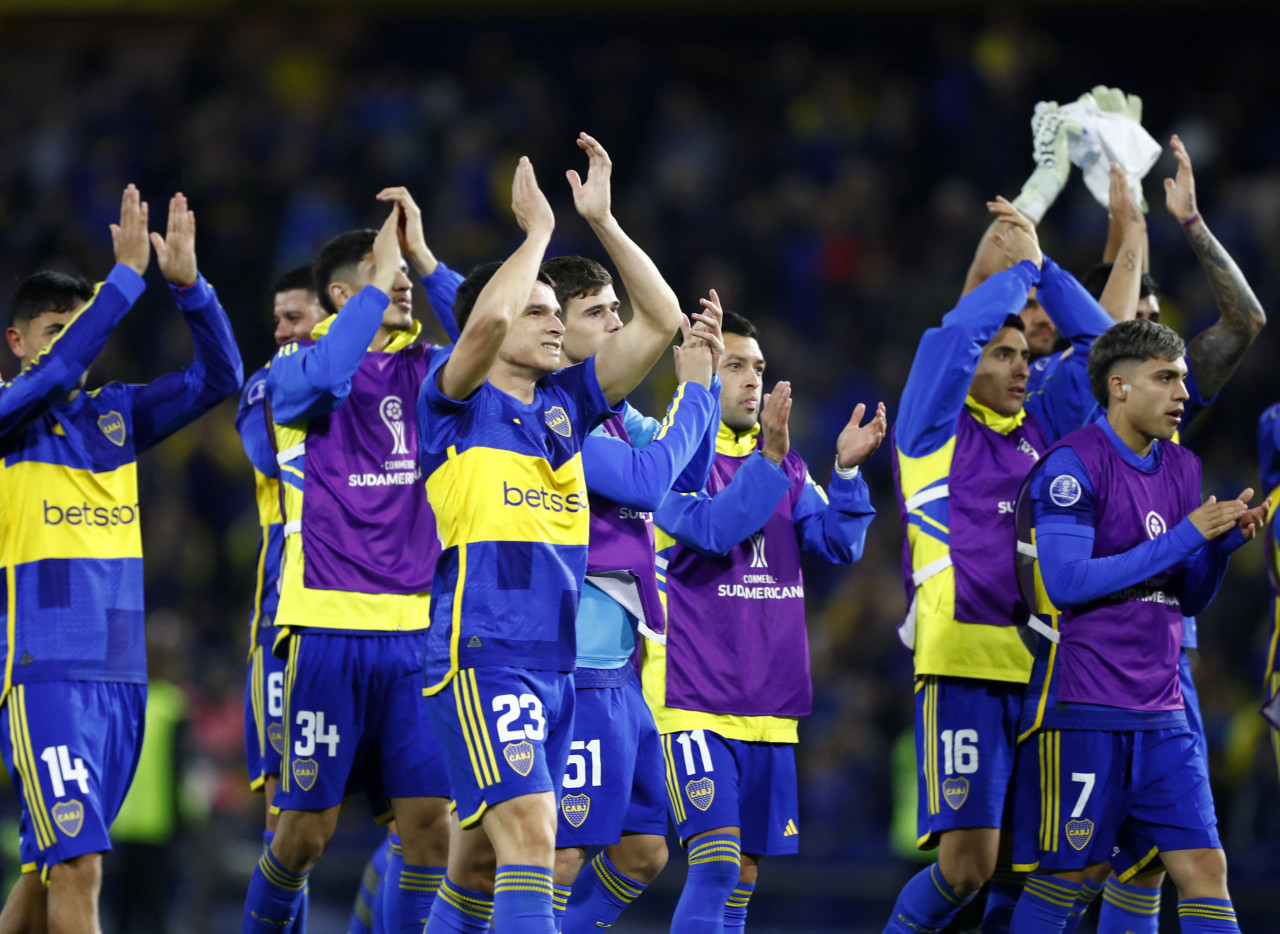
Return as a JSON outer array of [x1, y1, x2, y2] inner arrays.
[[544, 406, 572, 438], [504, 741, 535, 777], [268, 722, 285, 755], [560, 794, 591, 828], [686, 777, 715, 811], [52, 800, 84, 837], [1065, 818, 1094, 851], [292, 757, 319, 791], [98, 411, 126, 447], [942, 777, 969, 811]]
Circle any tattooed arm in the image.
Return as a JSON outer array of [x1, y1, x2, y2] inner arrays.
[[1164, 133, 1266, 397], [1098, 162, 1148, 322]]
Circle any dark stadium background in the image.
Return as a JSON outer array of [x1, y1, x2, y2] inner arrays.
[[0, 3, 1276, 930]]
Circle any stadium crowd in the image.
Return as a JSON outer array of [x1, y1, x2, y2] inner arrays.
[[0, 8, 1277, 932]]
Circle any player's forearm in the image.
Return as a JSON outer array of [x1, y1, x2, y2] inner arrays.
[[1097, 230, 1145, 324], [654, 455, 792, 556], [440, 230, 550, 400], [585, 383, 717, 509], [1036, 518, 1204, 608], [960, 218, 1011, 298], [421, 261, 463, 343], [172, 275, 244, 399], [1181, 529, 1245, 617], [589, 215, 681, 331], [1183, 217, 1266, 397], [1036, 256, 1113, 346], [0, 265, 143, 437], [795, 473, 876, 565]]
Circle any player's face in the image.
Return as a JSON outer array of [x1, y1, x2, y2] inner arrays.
[[968, 326, 1030, 417], [500, 281, 564, 374], [1123, 356, 1189, 442], [718, 332, 766, 433], [1135, 294, 1161, 323], [272, 288, 326, 346], [7, 310, 82, 383], [1020, 290, 1057, 359], [560, 285, 623, 365], [352, 251, 415, 332]]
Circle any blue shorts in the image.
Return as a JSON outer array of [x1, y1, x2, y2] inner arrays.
[[275, 631, 449, 816], [245, 643, 288, 790], [555, 673, 668, 848], [426, 667, 575, 829], [1011, 725, 1220, 876], [0, 681, 145, 877], [1109, 651, 1217, 879], [660, 729, 798, 857], [915, 676, 1021, 849]]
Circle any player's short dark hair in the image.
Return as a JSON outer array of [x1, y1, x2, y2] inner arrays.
[[453, 262, 557, 333], [1003, 314, 1025, 332], [271, 264, 317, 299], [9, 271, 94, 329], [540, 256, 612, 309], [1087, 318, 1185, 408], [314, 230, 377, 316], [722, 311, 757, 340], [1079, 263, 1161, 302]]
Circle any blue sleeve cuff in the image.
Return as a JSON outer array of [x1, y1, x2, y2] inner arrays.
[[106, 264, 147, 304], [169, 273, 214, 309], [1011, 259, 1042, 289]]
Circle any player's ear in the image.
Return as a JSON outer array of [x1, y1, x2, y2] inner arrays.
[[5, 325, 25, 360], [328, 280, 349, 313], [1109, 372, 1128, 403]]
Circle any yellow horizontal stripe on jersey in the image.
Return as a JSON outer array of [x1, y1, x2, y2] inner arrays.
[[897, 439, 1032, 684], [5, 461, 142, 564], [641, 637, 798, 744], [426, 446, 590, 550], [273, 533, 430, 631]]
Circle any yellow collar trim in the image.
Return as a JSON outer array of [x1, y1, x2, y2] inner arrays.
[[310, 313, 422, 353], [965, 395, 1026, 434], [716, 421, 761, 457]]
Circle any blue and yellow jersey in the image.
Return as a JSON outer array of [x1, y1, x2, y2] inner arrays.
[[1258, 403, 1280, 740], [0, 271, 243, 693], [235, 365, 283, 655], [418, 353, 619, 693]]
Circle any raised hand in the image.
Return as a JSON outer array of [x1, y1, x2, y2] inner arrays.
[[565, 132, 613, 225], [1083, 85, 1143, 124], [760, 381, 792, 466], [690, 288, 725, 366], [110, 184, 151, 277], [1163, 134, 1198, 225], [673, 315, 714, 388], [1188, 490, 1249, 540], [370, 202, 403, 295], [836, 402, 888, 470], [376, 186, 435, 275], [149, 192, 197, 286], [512, 156, 555, 236], [987, 196, 1043, 268], [1109, 161, 1146, 235]]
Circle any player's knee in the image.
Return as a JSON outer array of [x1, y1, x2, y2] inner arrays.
[[399, 801, 452, 865], [272, 817, 332, 872], [554, 847, 587, 886], [937, 849, 995, 898], [613, 835, 667, 884]]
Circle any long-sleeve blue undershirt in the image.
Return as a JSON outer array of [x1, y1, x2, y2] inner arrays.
[[422, 262, 463, 343], [130, 274, 245, 453], [655, 450, 874, 564], [1033, 420, 1243, 617], [583, 382, 718, 510], [266, 285, 390, 423], [0, 263, 144, 442], [236, 366, 276, 477]]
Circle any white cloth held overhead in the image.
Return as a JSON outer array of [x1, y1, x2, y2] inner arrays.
[[1050, 99, 1162, 208]]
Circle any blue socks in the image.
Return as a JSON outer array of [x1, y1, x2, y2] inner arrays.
[[1059, 877, 1101, 934], [397, 862, 447, 934], [1176, 897, 1239, 932], [563, 851, 647, 933], [243, 845, 309, 934], [1097, 878, 1160, 933], [724, 881, 754, 931], [981, 868, 1024, 933], [348, 835, 390, 933], [1010, 874, 1081, 933], [551, 883, 571, 931], [379, 835, 403, 934], [493, 864, 557, 933], [884, 863, 976, 934], [425, 878, 494, 934], [671, 834, 742, 933]]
